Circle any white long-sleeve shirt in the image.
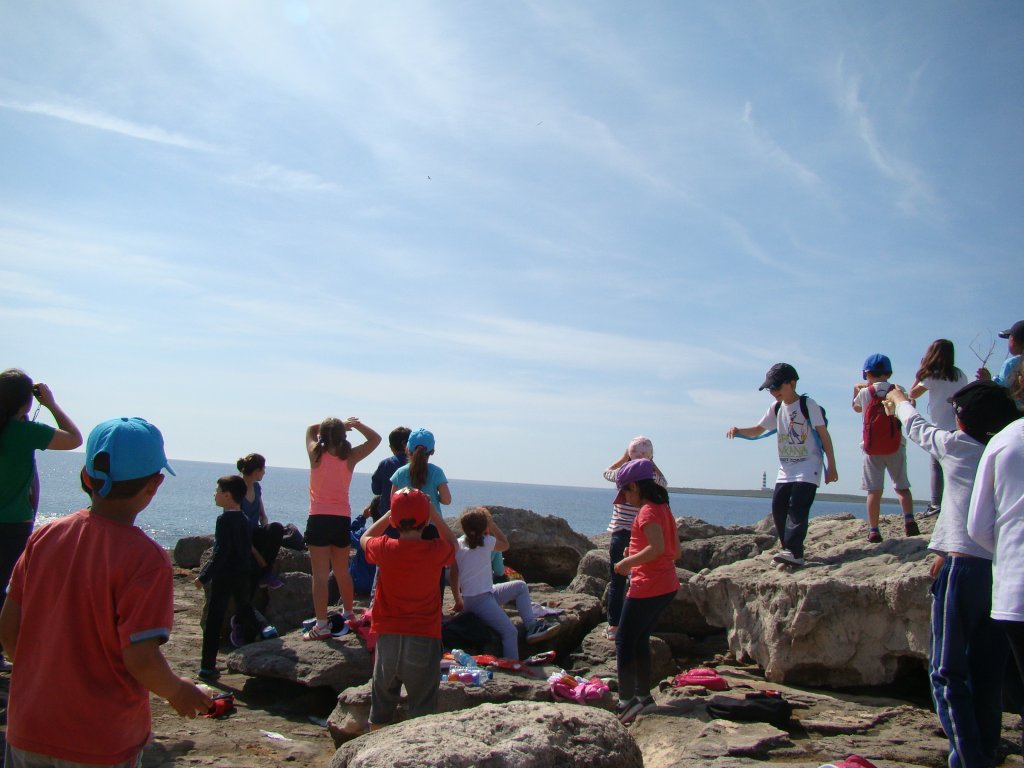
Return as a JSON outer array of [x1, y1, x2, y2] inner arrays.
[[967, 419, 1024, 622], [896, 401, 989, 559]]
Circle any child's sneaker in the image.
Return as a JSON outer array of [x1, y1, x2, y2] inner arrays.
[[867, 529, 883, 544], [303, 622, 333, 641], [904, 518, 921, 537], [921, 505, 940, 518], [525, 619, 560, 644], [618, 694, 655, 724], [258, 572, 285, 590], [773, 550, 805, 567]]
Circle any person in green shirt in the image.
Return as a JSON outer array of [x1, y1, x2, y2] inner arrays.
[[0, 369, 82, 662]]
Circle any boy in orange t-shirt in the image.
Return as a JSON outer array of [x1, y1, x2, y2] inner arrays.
[[361, 487, 456, 728], [0, 417, 211, 766]]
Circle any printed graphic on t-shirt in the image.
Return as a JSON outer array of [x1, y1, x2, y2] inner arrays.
[[777, 405, 811, 463]]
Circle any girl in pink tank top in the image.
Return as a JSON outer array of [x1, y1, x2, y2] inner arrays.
[[303, 417, 381, 641]]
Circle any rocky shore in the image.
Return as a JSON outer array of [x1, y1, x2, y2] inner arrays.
[[4, 508, 1022, 767]]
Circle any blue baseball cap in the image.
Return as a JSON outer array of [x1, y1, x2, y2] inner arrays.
[[862, 354, 892, 378], [407, 428, 435, 453], [85, 417, 175, 497]]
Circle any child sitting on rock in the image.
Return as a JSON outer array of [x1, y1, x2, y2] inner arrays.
[[450, 508, 560, 660]]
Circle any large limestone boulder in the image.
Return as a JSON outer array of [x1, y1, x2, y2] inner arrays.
[[173, 535, 213, 568], [675, 516, 756, 541], [632, 664, 952, 768], [676, 533, 777, 573], [226, 630, 372, 691], [689, 513, 935, 687], [328, 701, 643, 768], [328, 669, 562, 744], [447, 507, 594, 586]]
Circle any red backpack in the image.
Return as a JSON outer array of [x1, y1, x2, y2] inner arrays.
[[862, 384, 901, 455]]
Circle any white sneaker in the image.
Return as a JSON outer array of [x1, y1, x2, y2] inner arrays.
[[773, 550, 805, 567]]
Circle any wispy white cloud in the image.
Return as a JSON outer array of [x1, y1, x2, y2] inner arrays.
[[741, 101, 821, 187], [0, 97, 222, 152], [833, 61, 935, 215], [223, 162, 339, 193]]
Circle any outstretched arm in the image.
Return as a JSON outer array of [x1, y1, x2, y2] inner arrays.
[[726, 425, 766, 439]]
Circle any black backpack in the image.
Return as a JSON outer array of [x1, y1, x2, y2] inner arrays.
[[706, 691, 794, 728]]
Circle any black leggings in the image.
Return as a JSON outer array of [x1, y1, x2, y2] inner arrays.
[[615, 590, 676, 700]]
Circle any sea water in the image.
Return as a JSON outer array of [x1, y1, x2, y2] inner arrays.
[[34, 451, 881, 548]]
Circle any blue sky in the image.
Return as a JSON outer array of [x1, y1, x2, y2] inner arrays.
[[2, 2, 1021, 496]]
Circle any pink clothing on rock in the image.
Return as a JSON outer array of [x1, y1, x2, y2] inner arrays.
[[309, 452, 353, 517], [6, 509, 173, 764]]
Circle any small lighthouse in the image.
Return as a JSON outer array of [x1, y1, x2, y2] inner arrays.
[[761, 471, 767, 491]]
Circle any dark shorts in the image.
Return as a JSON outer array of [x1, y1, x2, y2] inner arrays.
[[304, 515, 351, 548]]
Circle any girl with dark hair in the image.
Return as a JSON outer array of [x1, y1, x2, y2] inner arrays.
[[0, 370, 82, 661], [450, 508, 559, 659], [236, 453, 285, 591], [612, 458, 679, 725], [303, 417, 381, 641], [910, 340, 969, 517]]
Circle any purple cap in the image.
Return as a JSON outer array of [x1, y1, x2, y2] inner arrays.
[[615, 459, 656, 489]]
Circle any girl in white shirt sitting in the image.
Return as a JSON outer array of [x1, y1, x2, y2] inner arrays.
[[450, 508, 559, 659]]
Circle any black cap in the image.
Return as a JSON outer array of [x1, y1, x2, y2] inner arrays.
[[951, 381, 1021, 445], [759, 363, 799, 391], [998, 320, 1024, 343]]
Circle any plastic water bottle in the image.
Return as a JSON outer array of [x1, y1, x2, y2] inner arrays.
[[451, 648, 476, 667], [442, 667, 491, 686]]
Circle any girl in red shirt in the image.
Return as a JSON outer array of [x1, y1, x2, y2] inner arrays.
[[612, 458, 680, 724]]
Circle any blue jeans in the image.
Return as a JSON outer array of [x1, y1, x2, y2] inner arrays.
[[615, 590, 676, 700], [607, 529, 631, 628], [463, 581, 535, 659], [771, 482, 815, 558], [929, 556, 1008, 768]]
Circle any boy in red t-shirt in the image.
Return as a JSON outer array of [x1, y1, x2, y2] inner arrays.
[[361, 487, 456, 728], [0, 417, 212, 766]]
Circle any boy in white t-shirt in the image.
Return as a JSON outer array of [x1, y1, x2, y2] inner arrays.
[[852, 354, 917, 543], [727, 363, 838, 567]]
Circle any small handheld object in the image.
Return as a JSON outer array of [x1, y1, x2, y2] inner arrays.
[[204, 693, 235, 718]]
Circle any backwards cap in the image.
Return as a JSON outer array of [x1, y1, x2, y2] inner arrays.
[[85, 417, 175, 497], [390, 487, 432, 528]]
